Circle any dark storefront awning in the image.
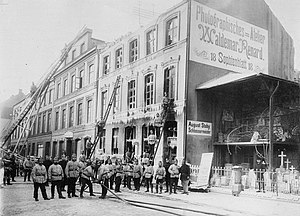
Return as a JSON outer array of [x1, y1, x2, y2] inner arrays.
[[196, 72, 299, 90], [196, 72, 258, 90]]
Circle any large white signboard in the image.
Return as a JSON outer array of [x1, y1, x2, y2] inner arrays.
[[190, 1, 268, 74], [195, 153, 214, 188], [187, 120, 212, 136]]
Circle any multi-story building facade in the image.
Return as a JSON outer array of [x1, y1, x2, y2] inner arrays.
[[96, 4, 188, 164], [50, 29, 105, 159], [11, 29, 106, 160], [11, 0, 297, 169]]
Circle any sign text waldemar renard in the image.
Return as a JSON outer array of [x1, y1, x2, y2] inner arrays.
[[190, 1, 268, 74], [187, 120, 212, 136]]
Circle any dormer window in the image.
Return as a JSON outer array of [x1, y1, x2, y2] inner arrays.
[[72, 49, 76, 60], [80, 42, 85, 54]]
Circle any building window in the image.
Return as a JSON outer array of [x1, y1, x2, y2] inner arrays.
[[77, 103, 83, 125], [112, 128, 119, 154], [63, 79, 68, 96], [49, 89, 53, 104], [55, 111, 59, 130], [62, 108, 66, 129], [70, 75, 75, 93], [115, 48, 123, 69], [56, 83, 61, 99], [164, 66, 176, 99], [101, 91, 107, 118], [113, 87, 120, 113], [80, 43, 85, 54], [47, 112, 51, 132], [72, 49, 76, 60], [38, 115, 41, 134], [87, 100, 92, 123], [166, 16, 178, 46], [146, 29, 156, 55], [32, 117, 36, 135], [103, 55, 110, 75], [145, 74, 154, 106], [88, 64, 95, 84], [99, 129, 106, 152], [78, 70, 84, 89], [128, 80, 136, 109], [69, 106, 74, 127], [42, 114, 46, 133], [129, 39, 138, 63]]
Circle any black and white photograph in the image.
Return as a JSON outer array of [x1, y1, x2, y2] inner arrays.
[[1, 0, 300, 215]]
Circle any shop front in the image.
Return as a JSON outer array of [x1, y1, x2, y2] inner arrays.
[[197, 72, 300, 170]]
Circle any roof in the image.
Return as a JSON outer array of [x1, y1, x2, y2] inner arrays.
[[196, 72, 258, 90], [196, 72, 299, 90]]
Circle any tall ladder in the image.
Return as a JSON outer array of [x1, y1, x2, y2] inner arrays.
[[87, 75, 121, 159], [1, 27, 87, 149]]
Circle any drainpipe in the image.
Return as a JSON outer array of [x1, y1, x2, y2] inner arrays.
[[94, 47, 101, 144], [268, 81, 279, 171], [183, 0, 192, 160]]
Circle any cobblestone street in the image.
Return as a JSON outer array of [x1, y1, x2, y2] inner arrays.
[[1, 177, 300, 216]]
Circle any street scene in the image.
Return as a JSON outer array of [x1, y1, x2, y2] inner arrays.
[[1, 176, 300, 216], [1, 0, 300, 215]]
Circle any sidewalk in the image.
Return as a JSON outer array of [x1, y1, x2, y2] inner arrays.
[[209, 186, 300, 203]]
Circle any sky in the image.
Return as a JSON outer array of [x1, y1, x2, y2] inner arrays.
[[0, 0, 300, 103]]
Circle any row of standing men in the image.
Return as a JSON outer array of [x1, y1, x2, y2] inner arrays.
[[29, 153, 191, 201]]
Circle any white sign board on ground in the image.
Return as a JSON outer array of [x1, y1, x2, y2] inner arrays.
[[195, 153, 214, 188], [190, 1, 268, 74]]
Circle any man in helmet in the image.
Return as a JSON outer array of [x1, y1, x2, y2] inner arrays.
[[65, 154, 80, 198], [32, 157, 50, 201], [80, 159, 96, 198], [97, 158, 109, 199], [48, 156, 65, 199]]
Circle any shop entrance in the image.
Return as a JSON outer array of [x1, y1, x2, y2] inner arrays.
[[124, 126, 136, 161], [142, 124, 160, 158], [163, 121, 177, 161]]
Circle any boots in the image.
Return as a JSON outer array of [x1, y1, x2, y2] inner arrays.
[[155, 185, 158, 193], [159, 186, 162, 194]]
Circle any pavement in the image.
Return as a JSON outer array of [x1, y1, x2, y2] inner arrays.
[[1, 177, 300, 216]]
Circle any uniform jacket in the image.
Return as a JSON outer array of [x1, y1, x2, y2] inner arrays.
[[179, 164, 190, 181], [155, 166, 166, 180], [65, 161, 80, 178], [164, 162, 171, 178], [107, 164, 115, 178], [98, 164, 110, 181], [133, 164, 143, 178], [144, 165, 154, 178], [123, 164, 133, 177], [23, 159, 34, 170], [48, 164, 64, 181], [32, 164, 47, 183], [81, 165, 94, 180], [115, 164, 123, 177], [168, 164, 180, 178]]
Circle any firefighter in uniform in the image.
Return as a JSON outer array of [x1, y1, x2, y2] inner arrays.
[[168, 159, 180, 194], [114, 159, 123, 193], [80, 159, 96, 198], [132, 159, 143, 191], [32, 157, 50, 201], [65, 154, 80, 198], [98, 158, 110, 199], [107, 158, 115, 190], [3, 150, 12, 185], [155, 161, 166, 194], [48, 156, 65, 199], [144, 160, 154, 193]]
